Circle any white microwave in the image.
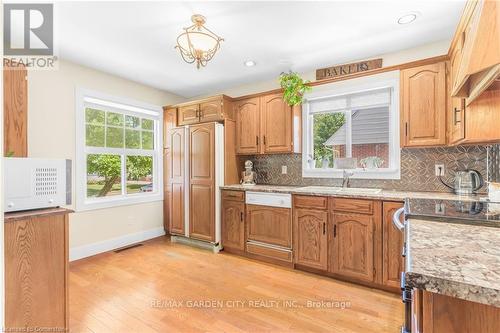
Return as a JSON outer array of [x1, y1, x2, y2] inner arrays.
[[4, 158, 71, 212]]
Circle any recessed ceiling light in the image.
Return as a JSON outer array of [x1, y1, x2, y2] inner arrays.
[[398, 13, 418, 25], [244, 60, 256, 67]]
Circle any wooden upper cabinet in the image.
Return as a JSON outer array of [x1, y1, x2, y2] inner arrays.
[[221, 199, 245, 251], [293, 208, 328, 270], [4, 65, 27, 157], [168, 127, 185, 235], [175, 95, 233, 126], [453, 0, 500, 104], [199, 99, 225, 123], [260, 93, 292, 154], [235, 93, 299, 155], [401, 62, 447, 147], [449, 46, 466, 144], [178, 104, 199, 126], [329, 212, 375, 282], [235, 97, 260, 154], [189, 123, 215, 242], [382, 202, 404, 289]]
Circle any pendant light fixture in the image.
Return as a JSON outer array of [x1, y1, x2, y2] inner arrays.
[[175, 14, 224, 69]]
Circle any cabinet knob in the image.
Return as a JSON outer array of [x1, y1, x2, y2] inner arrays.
[[7, 202, 14, 208]]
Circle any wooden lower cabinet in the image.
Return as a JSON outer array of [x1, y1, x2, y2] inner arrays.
[[5, 208, 71, 332], [293, 206, 328, 270], [246, 205, 292, 248], [328, 198, 382, 284], [382, 201, 405, 289], [414, 290, 500, 333], [221, 199, 245, 251], [329, 212, 375, 282]]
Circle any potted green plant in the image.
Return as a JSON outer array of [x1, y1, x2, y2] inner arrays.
[[279, 71, 312, 106]]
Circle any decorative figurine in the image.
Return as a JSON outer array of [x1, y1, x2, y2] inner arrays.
[[240, 160, 256, 186]]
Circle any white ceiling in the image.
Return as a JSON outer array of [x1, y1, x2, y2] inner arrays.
[[56, 1, 465, 98]]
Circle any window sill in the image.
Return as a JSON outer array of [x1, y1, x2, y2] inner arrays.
[[302, 168, 401, 180], [76, 192, 163, 212]]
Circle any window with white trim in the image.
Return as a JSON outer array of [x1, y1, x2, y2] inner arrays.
[[302, 71, 400, 179], [76, 89, 163, 211]]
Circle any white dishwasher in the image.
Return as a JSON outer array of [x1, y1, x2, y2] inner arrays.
[[245, 192, 293, 263]]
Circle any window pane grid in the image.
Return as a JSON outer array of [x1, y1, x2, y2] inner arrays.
[[307, 88, 392, 170], [84, 104, 158, 200]]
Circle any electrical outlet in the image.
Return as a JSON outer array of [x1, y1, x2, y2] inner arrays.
[[435, 164, 445, 176], [281, 165, 287, 174], [435, 203, 445, 214]]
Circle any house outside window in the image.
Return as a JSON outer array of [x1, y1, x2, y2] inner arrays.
[[302, 71, 400, 179], [76, 89, 163, 211]]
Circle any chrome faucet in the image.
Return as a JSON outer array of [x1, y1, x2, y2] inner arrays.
[[342, 170, 354, 188]]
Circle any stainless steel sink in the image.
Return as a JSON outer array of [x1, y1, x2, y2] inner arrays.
[[337, 187, 382, 194], [298, 186, 382, 194]]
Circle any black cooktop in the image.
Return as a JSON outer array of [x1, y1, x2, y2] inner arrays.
[[405, 198, 500, 227]]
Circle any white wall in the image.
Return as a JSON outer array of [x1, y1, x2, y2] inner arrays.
[[28, 60, 185, 259], [193, 39, 450, 99]]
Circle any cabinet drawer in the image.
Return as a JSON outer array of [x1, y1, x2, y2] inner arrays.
[[246, 242, 292, 262], [294, 195, 328, 210], [330, 198, 374, 215], [222, 190, 244, 202]]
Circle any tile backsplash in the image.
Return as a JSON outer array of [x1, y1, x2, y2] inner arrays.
[[239, 145, 499, 193]]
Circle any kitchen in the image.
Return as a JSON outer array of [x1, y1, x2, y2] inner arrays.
[[1, 1, 499, 332]]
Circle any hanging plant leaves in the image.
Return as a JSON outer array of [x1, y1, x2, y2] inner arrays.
[[279, 71, 312, 106]]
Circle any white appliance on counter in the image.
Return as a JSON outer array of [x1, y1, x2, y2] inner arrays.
[[4, 157, 71, 212]]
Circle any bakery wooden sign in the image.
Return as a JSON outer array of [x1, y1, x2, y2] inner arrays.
[[316, 59, 383, 80]]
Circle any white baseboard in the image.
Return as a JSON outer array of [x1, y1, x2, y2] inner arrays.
[[69, 227, 166, 261]]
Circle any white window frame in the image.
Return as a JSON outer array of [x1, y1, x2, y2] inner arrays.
[[302, 70, 401, 180], [75, 88, 163, 211]]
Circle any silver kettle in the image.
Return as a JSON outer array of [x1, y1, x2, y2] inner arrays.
[[440, 169, 483, 195]]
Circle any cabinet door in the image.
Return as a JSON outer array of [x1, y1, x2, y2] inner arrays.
[[163, 107, 177, 147], [449, 44, 466, 144], [189, 123, 215, 242], [4, 65, 27, 157], [261, 93, 292, 153], [200, 99, 223, 123], [5, 214, 68, 330], [178, 104, 199, 125], [246, 205, 291, 248], [329, 212, 374, 282], [222, 200, 245, 250], [382, 202, 404, 289], [235, 97, 260, 154], [401, 62, 446, 147], [168, 128, 185, 235], [294, 208, 328, 270]]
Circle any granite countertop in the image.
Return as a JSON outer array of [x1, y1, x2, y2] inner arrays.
[[405, 219, 500, 307], [220, 184, 487, 202]]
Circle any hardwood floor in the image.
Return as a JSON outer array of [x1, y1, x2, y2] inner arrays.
[[69, 237, 403, 333]]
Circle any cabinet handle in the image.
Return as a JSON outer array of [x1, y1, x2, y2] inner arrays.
[[405, 123, 408, 138], [323, 222, 326, 235], [240, 212, 243, 222], [333, 224, 337, 238], [256, 136, 259, 145], [454, 108, 461, 124], [263, 135, 267, 145]]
